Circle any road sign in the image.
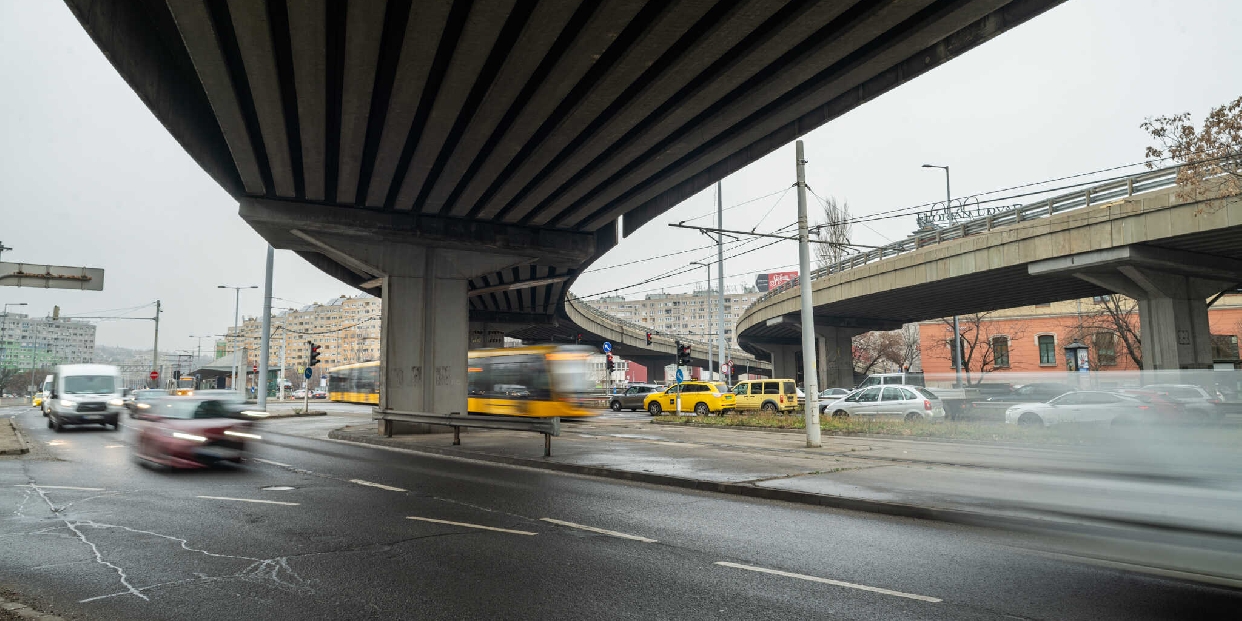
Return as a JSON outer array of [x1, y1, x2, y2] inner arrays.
[[304, 367, 313, 379], [149, 371, 159, 381], [602, 341, 612, 353], [0, 261, 105, 290], [675, 368, 684, 382], [252, 364, 258, 374]]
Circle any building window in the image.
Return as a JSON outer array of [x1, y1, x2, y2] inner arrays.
[[1037, 334, 1056, 366], [992, 336, 1010, 368], [1093, 332, 1117, 366]]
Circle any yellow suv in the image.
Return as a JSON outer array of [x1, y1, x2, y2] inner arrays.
[[732, 379, 799, 414], [644, 381, 735, 416]]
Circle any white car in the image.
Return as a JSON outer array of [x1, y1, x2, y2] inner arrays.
[[1004, 391, 1144, 426], [823, 385, 945, 422]]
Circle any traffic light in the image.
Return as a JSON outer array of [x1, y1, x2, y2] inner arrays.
[[646, 332, 652, 346], [308, 341, 321, 366], [605, 352, 614, 372], [675, 341, 691, 366], [576, 333, 582, 344]]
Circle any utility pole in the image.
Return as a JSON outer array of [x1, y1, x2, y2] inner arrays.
[[691, 261, 712, 379], [219, 285, 257, 395], [796, 140, 821, 448], [716, 180, 727, 386], [258, 245, 274, 410], [152, 300, 161, 388]]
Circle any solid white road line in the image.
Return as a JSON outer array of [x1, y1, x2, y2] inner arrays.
[[197, 496, 300, 506], [406, 516, 537, 536], [349, 479, 407, 492], [539, 518, 657, 543], [17, 485, 105, 491], [252, 458, 296, 468], [714, 562, 942, 603]]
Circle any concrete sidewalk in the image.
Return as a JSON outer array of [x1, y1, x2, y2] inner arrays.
[[328, 417, 1242, 539], [0, 419, 30, 456]]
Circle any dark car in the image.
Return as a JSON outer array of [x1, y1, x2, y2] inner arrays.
[[125, 389, 169, 417], [132, 397, 264, 469], [610, 384, 661, 412]]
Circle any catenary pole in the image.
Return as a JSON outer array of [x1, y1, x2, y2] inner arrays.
[[258, 245, 274, 410], [152, 300, 161, 388], [795, 140, 821, 447], [716, 180, 727, 385]]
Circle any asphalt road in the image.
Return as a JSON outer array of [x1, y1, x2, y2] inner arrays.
[[0, 404, 1237, 620]]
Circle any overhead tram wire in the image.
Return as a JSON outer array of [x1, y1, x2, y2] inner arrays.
[[677, 186, 794, 224]]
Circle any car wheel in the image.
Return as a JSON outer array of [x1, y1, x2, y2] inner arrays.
[[832, 409, 849, 418], [610, 400, 622, 412], [51, 418, 62, 432], [648, 402, 662, 416], [904, 412, 921, 423], [761, 401, 778, 414], [47, 417, 54, 429], [1017, 412, 1043, 427], [694, 402, 710, 417]]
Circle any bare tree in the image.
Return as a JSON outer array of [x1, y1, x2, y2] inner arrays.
[[851, 327, 920, 375], [934, 313, 1027, 385], [899, 323, 921, 371], [1065, 296, 1142, 369], [1142, 95, 1242, 205], [814, 196, 852, 270]]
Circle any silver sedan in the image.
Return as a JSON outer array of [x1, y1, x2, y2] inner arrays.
[[823, 385, 946, 422], [1004, 391, 1144, 426]]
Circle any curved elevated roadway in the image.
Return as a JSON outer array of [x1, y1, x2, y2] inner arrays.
[[737, 169, 1242, 387]]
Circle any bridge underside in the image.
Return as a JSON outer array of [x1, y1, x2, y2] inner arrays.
[[68, 0, 1063, 413]]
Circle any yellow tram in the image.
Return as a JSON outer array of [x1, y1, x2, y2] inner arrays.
[[327, 345, 594, 417]]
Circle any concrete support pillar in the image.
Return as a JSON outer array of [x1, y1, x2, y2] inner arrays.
[[815, 326, 861, 389], [1075, 266, 1232, 371], [763, 344, 800, 382], [627, 357, 669, 382]]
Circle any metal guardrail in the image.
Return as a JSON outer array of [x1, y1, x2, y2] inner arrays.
[[752, 165, 1182, 305], [374, 409, 561, 456]]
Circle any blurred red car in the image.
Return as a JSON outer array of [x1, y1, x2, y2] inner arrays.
[[133, 396, 265, 469]]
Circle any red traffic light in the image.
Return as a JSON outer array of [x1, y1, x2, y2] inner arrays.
[[646, 332, 652, 345]]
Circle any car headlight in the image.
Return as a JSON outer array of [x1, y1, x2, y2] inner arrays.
[[241, 410, 269, 417], [108, 398, 124, 406], [60, 399, 75, 407], [171, 432, 207, 443], [224, 430, 261, 440], [137, 403, 150, 409]]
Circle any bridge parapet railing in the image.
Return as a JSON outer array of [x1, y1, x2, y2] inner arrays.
[[752, 166, 1181, 305]]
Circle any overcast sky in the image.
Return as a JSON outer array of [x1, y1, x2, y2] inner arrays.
[[2, 0, 1240, 354]]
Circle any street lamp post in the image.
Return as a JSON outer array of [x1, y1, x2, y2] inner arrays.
[[690, 261, 713, 379], [923, 164, 963, 387], [218, 285, 257, 395]]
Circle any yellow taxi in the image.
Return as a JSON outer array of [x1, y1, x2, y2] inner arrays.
[[643, 381, 735, 416], [32, 392, 44, 408], [731, 379, 800, 414]]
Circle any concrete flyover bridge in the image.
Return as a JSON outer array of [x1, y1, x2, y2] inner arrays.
[[737, 167, 1242, 388], [68, 0, 1061, 417], [508, 294, 772, 381]]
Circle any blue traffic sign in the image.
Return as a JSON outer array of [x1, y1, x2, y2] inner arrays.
[[675, 368, 684, 382], [303, 367, 313, 379], [602, 341, 612, 353]]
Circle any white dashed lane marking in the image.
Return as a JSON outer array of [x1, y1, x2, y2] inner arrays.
[[407, 516, 537, 536], [540, 518, 657, 543], [15, 485, 105, 491], [349, 479, 406, 492], [197, 496, 301, 506], [714, 562, 942, 603]]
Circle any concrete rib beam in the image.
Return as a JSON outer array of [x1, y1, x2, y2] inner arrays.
[[419, 0, 579, 215], [394, 0, 519, 212], [287, 0, 327, 201], [165, 0, 266, 195], [336, 0, 386, 204], [227, 0, 296, 197], [482, 2, 714, 223], [446, 0, 647, 218], [364, 0, 453, 207]]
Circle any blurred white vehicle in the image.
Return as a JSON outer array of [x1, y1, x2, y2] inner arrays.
[[1004, 391, 1146, 426]]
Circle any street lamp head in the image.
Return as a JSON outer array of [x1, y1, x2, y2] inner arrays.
[[922, 163, 947, 169], [218, 285, 228, 289]]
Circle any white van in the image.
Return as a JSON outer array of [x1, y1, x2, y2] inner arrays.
[[44, 364, 124, 432]]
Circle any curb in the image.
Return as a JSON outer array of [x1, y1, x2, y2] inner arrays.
[[1, 419, 30, 456], [0, 595, 64, 621], [263, 411, 329, 419], [326, 429, 1142, 537]]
